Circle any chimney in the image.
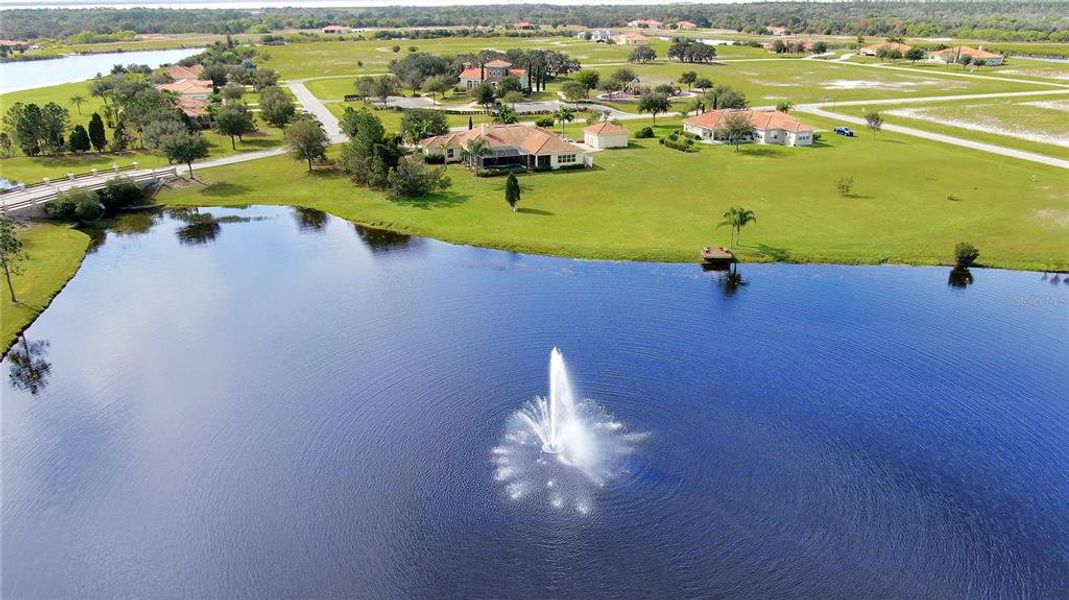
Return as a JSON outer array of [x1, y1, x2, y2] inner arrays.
[[463, 61, 472, 69]]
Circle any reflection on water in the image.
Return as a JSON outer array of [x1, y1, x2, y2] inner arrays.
[[293, 207, 328, 232], [6, 334, 52, 396], [2, 206, 1067, 599], [948, 266, 975, 289], [173, 208, 268, 245]]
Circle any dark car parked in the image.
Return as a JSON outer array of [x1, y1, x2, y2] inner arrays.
[[835, 126, 855, 137]]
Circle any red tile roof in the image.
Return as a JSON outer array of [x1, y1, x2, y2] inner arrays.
[[933, 45, 1001, 59], [165, 64, 204, 80], [584, 122, 629, 135], [421, 124, 584, 156], [156, 79, 214, 96], [684, 109, 815, 133], [862, 42, 912, 53], [484, 59, 513, 68], [176, 96, 208, 117]]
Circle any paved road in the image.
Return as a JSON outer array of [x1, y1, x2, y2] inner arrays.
[[796, 104, 1069, 169], [286, 81, 346, 142]]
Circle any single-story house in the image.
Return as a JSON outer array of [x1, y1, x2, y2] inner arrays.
[[165, 63, 205, 81], [581, 29, 613, 43], [674, 21, 698, 30], [628, 19, 663, 29], [859, 42, 913, 57], [419, 124, 589, 171], [613, 32, 650, 45], [511, 21, 537, 30], [458, 59, 529, 90], [683, 109, 816, 147], [176, 96, 211, 125], [156, 79, 214, 100], [322, 25, 353, 34], [930, 46, 1005, 66], [766, 26, 788, 36], [583, 122, 629, 149]]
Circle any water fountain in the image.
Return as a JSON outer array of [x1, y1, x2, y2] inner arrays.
[[493, 348, 645, 513]]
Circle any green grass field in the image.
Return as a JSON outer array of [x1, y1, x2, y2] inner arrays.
[[152, 115, 1068, 271], [825, 96, 1069, 160], [846, 56, 1069, 86], [0, 223, 91, 354]]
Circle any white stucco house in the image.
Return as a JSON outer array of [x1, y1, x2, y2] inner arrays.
[[683, 109, 816, 147], [419, 124, 591, 171], [583, 122, 629, 149]]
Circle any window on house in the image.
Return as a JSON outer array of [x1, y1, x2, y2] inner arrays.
[[447, 149, 454, 158], [558, 154, 577, 164]]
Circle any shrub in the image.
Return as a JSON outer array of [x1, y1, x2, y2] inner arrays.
[[99, 176, 144, 210], [535, 116, 555, 128], [954, 242, 980, 267], [45, 186, 101, 222], [423, 153, 445, 164], [836, 176, 854, 196], [634, 126, 655, 138], [663, 135, 697, 152]]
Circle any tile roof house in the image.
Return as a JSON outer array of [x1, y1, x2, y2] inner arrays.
[[674, 21, 698, 30], [458, 59, 529, 90], [419, 124, 589, 171], [613, 32, 650, 45], [165, 63, 205, 81], [683, 109, 816, 147], [156, 79, 214, 100], [931, 46, 1005, 66], [859, 42, 913, 56], [583, 122, 629, 149]]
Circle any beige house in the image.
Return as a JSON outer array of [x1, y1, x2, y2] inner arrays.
[[859, 42, 913, 57], [674, 21, 698, 30], [322, 24, 353, 34], [627, 19, 663, 29], [613, 32, 650, 45], [583, 122, 629, 149], [931, 46, 1005, 66], [458, 59, 528, 90], [420, 124, 590, 171], [156, 79, 213, 100], [683, 109, 816, 147]]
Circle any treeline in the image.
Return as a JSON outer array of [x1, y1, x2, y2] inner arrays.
[[4, 2, 1068, 43]]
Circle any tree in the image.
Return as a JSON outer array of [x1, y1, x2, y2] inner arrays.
[[252, 68, 279, 90], [628, 45, 657, 63], [422, 74, 456, 102], [668, 38, 717, 63], [284, 117, 329, 172], [221, 82, 244, 103], [143, 119, 188, 150], [4, 102, 44, 156], [496, 75, 524, 97], [161, 131, 210, 177], [721, 111, 755, 150], [905, 47, 927, 63], [678, 70, 697, 90], [958, 54, 974, 69], [460, 137, 490, 171], [553, 105, 575, 135], [573, 69, 600, 90], [865, 111, 883, 133], [717, 206, 756, 248], [638, 92, 670, 125], [706, 85, 747, 110], [69, 94, 86, 115], [45, 186, 102, 222], [468, 116, 473, 130], [836, 176, 854, 196], [954, 242, 980, 267], [387, 157, 451, 198], [339, 110, 401, 187], [109, 121, 132, 153], [560, 80, 588, 106], [354, 77, 376, 103], [259, 85, 296, 130], [472, 82, 497, 108], [39, 102, 70, 154], [69, 124, 91, 153], [213, 103, 256, 149], [87, 112, 107, 151], [504, 171, 521, 212], [813, 41, 828, 54], [493, 104, 518, 124], [775, 100, 793, 113], [876, 46, 902, 62], [372, 75, 401, 106], [0, 132, 10, 158], [693, 77, 713, 91], [0, 216, 27, 303], [400, 108, 449, 144], [598, 78, 623, 100]]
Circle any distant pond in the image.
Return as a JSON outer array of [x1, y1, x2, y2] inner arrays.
[[0, 47, 203, 93], [3, 206, 1067, 598]]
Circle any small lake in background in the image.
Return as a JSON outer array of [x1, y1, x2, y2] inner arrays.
[[3, 206, 1067, 598], [0, 47, 203, 93]]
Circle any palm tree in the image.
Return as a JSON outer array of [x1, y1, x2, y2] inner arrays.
[[69, 94, 86, 115], [460, 138, 490, 171], [553, 106, 575, 136], [493, 104, 517, 124], [717, 206, 757, 248]]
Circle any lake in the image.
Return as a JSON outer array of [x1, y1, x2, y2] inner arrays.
[[0, 47, 203, 93], [3, 206, 1067, 599]]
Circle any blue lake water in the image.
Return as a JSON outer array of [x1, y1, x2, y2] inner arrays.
[[3, 206, 1068, 599], [0, 47, 203, 93]]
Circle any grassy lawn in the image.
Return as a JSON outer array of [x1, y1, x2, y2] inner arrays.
[[1, 222, 91, 354], [154, 115, 1068, 271], [586, 59, 1054, 105], [824, 97, 1069, 160], [845, 56, 1069, 86]]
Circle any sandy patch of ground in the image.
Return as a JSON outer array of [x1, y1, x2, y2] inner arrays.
[[1023, 100, 1069, 112], [1035, 209, 1069, 227], [999, 69, 1069, 81], [887, 106, 1069, 148], [823, 78, 962, 91]]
